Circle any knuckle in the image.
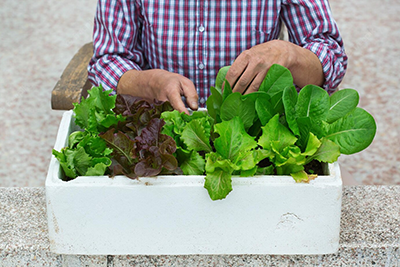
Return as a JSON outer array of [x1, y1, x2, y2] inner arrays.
[[227, 68, 239, 78], [250, 82, 260, 91], [242, 49, 252, 58], [254, 57, 265, 66], [238, 78, 249, 86]]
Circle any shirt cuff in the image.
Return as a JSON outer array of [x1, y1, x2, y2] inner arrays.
[[88, 55, 141, 93], [302, 42, 347, 94]]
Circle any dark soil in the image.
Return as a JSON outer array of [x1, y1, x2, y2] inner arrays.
[[304, 160, 327, 175]]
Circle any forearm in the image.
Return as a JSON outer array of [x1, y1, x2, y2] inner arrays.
[[117, 69, 154, 100], [281, 0, 347, 92], [88, 0, 145, 92]]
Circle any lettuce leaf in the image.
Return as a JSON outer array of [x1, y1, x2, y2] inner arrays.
[[100, 95, 180, 178]]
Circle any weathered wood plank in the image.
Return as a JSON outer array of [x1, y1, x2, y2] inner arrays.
[[51, 42, 93, 110]]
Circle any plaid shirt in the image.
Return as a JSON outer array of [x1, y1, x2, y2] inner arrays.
[[88, 0, 347, 106]]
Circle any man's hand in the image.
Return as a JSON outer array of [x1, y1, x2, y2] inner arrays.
[[117, 69, 198, 114], [225, 40, 324, 94]]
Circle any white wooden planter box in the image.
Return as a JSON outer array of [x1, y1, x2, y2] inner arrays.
[[46, 110, 342, 255]]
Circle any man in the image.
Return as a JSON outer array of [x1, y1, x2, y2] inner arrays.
[[88, 0, 347, 114]]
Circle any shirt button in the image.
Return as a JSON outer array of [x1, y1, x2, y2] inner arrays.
[[199, 25, 205, 32], [198, 63, 205, 69]]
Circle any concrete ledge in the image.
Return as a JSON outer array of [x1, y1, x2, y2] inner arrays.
[[0, 186, 399, 266]]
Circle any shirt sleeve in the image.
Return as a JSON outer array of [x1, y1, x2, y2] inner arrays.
[[87, 0, 146, 92], [281, 0, 348, 93]]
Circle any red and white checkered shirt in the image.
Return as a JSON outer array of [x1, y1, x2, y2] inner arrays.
[[88, 0, 347, 107]]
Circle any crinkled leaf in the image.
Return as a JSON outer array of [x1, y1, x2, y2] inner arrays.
[[272, 144, 305, 169], [258, 114, 297, 151], [64, 146, 92, 177], [76, 133, 113, 158], [134, 157, 162, 177], [213, 116, 257, 161], [204, 169, 233, 201], [181, 118, 212, 152], [136, 118, 165, 150], [73, 86, 122, 133], [68, 131, 85, 148], [135, 121, 179, 177], [205, 152, 237, 173], [101, 114, 125, 129], [86, 158, 112, 176], [291, 170, 309, 183], [161, 110, 186, 146], [100, 129, 136, 167], [179, 151, 205, 175], [53, 149, 76, 179], [54, 131, 112, 180], [114, 94, 173, 117], [306, 138, 341, 164], [234, 150, 258, 171]]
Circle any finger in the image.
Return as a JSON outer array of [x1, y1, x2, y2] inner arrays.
[[243, 72, 266, 95], [233, 67, 258, 94], [167, 89, 190, 115], [224, 57, 248, 92], [180, 79, 199, 111]]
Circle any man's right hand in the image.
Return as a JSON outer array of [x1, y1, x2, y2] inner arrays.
[[117, 69, 199, 114]]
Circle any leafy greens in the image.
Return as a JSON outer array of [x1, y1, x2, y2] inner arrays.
[[53, 65, 376, 201], [52, 86, 123, 180], [52, 86, 180, 180], [162, 64, 376, 200]]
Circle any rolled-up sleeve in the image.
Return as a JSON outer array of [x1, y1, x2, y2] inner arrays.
[[281, 0, 348, 93], [88, 0, 146, 92]]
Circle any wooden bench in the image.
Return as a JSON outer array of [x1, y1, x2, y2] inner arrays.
[[51, 42, 93, 110]]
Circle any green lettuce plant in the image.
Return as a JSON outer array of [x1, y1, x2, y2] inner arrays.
[[52, 86, 124, 180], [52, 86, 180, 180], [53, 65, 376, 201], [161, 64, 376, 200]]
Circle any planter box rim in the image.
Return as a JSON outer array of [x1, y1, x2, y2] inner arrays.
[[47, 110, 341, 187]]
